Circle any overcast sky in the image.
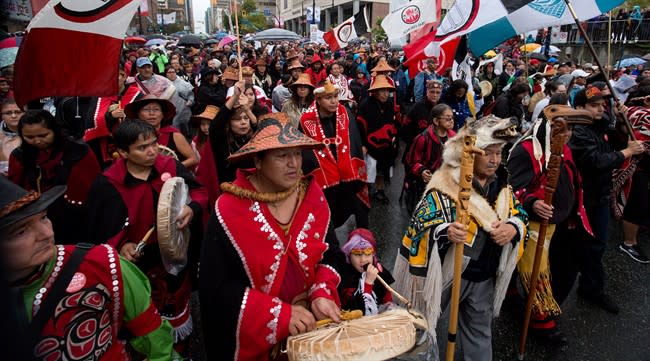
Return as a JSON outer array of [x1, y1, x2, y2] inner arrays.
[[192, 0, 210, 33]]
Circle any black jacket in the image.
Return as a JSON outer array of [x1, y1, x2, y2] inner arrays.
[[568, 121, 626, 207]]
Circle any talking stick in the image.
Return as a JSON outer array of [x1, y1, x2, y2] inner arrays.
[[445, 135, 484, 361]]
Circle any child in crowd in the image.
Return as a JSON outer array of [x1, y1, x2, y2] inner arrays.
[[338, 228, 395, 315]]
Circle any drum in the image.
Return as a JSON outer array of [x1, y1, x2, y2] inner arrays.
[[286, 309, 422, 361], [157, 176, 190, 275], [158, 144, 179, 160]]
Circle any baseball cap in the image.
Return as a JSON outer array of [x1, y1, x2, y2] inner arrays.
[[136, 57, 153, 67], [574, 85, 604, 107], [571, 69, 590, 78]]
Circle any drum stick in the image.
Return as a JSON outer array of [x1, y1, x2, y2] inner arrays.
[[316, 309, 363, 327], [364, 265, 412, 309], [136, 226, 155, 254]]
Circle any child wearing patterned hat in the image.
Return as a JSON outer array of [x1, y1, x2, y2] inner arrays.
[[337, 228, 395, 315]]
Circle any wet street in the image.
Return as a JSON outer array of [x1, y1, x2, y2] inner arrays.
[[343, 153, 650, 361], [192, 149, 650, 361]]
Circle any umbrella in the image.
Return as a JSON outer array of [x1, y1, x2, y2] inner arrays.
[[145, 38, 167, 47], [615, 57, 646, 68], [642, 53, 650, 61], [528, 52, 548, 61], [532, 45, 560, 54], [621, 53, 643, 60], [218, 35, 238, 48], [520, 43, 541, 52], [253, 28, 301, 41], [0, 47, 18, 68], [177, 34, 202, 47], [205, 38, 219, 46], [145, 34, 166, 40], [125, 36, 146, 45], [213, 31, 229, 40], [484, 50, 497, 58]]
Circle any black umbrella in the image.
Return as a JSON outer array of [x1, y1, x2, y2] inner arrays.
[[529, 52, 548, 61], [145, 34, 166, 40], [178, 34, 202, 47], [205, 38, 219, 45]]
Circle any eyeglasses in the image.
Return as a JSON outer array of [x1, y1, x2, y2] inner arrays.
[[2, 110, 23, 116], [140, 107, 162, 113], [437, 116, 453, 121], [166, 70, 176, 74]]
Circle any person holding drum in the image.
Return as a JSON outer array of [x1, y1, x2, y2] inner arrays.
[[124, 95, 198, 170], [86, 119, 208, 358], [199, 112, 344, 361]]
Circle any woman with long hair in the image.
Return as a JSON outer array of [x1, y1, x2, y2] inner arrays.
[[8, 109, 101, 244], [281, 73, 314, 128], [207, 81, 256, 183], [124, 95, 199, 169]]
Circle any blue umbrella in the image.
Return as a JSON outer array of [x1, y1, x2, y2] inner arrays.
[[0, 47, 18, 68], [145, 38, 166, 47], [615, 57, 647, 68]]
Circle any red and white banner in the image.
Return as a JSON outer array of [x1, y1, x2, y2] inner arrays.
[[403, 29, 460, 78], [14, 0, 140, 108], [381, 0, 438, 40]]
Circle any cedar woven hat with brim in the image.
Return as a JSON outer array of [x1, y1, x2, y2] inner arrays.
[[286, 50, 299, 62], [289, 73, 314, 90], [124, 94, 176, 121], [0, 176, 66, 230], [368, 74, 395, 92], [255, 58, 268, 67], [314, 80, 340, 97], [287, 59, 305, 71], [191, 105, 220, 126], [227, 113, 323, 162], [371, 58, 394, 73], [222, 67, 240, 81]]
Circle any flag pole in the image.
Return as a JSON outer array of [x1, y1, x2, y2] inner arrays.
[[233, 0, 243, 81], [607, 12, 612, 78], [561, 0, 635, 140]]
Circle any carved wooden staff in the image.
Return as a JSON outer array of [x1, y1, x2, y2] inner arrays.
[[517, 117, 569, 360], [446, 135, 484, 361]]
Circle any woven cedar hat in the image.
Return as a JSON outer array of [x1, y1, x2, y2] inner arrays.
[[124, 94, 176, 121], [313, 80, 340, 97], [371, 58, 394, 73], [286, 49, 299, 61], [222, 66, 240, 81], [227, 113, 323, 162], [191, 105, 220, 125], [255, 58, 267, 67], [287, 59, 305, 71], [368, 74, 395, 92], [241, 66, 255, 77], [289, 73, 314, 89]]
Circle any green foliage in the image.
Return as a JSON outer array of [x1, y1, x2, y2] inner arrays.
[[372, 16, 387, 43], [242, 0, 256, 14]]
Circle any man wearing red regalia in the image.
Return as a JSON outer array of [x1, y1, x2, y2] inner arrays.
[[199, 113, 344, 360], [86, 120, 208, 357]]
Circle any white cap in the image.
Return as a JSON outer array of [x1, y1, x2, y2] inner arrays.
[[571, 69, 590, 78]]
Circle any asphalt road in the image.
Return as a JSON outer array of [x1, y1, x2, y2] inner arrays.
[[191, 149, 650, 361]]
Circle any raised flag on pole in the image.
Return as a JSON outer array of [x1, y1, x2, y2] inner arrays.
[[381, 0, 438, 40], [139, 0, 149, 16], [323, 6, 369, 51], [465, 0, 625, 55], [14, 0, 141, 107], [403, 30, 461, 78]]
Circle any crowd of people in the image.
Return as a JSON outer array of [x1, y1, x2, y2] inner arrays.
[[1, 35, 649, 361]]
